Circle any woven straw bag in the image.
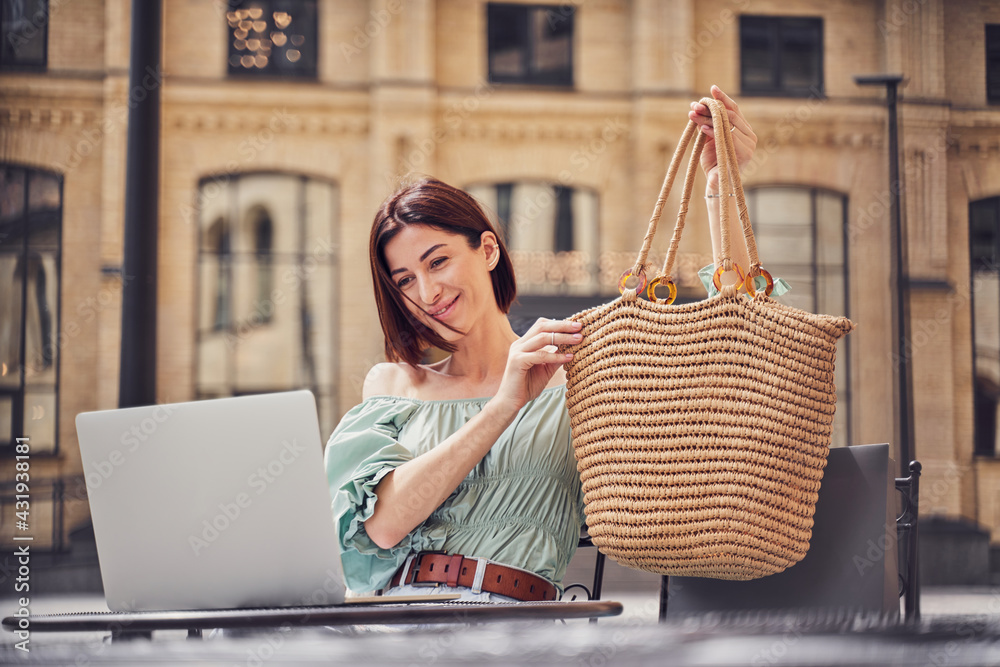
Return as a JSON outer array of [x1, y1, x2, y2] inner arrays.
[[563, 98, 855, 580]]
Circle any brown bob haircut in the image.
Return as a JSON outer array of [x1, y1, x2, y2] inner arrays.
[[369, 176, 517, 365]]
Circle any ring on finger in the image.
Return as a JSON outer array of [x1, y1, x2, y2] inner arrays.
[[550, 332, 555, 347]]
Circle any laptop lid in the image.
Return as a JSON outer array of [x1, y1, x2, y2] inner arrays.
[[76, 390, 345, 612]]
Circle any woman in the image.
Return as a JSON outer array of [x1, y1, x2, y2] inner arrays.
[[324, 86, 758, 601]]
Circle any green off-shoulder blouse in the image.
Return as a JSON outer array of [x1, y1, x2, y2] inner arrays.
[[323, 385, 583, 594]]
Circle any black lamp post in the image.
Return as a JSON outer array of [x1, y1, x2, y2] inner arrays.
[[854, 74, 911, 478], [119, 0, 162, 408]]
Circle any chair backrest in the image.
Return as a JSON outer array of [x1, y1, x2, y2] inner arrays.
[[661, 444, 902, 617], [576, 445, 922, 623]]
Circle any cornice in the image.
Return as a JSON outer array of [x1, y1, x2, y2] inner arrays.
[[952, 139, 1000, 159], [163, 109, 368, 135], [449, 120, 619, 142], [0, 107, 97, 128]]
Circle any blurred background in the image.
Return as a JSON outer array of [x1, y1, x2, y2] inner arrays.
[[0, 0, 998, 596]]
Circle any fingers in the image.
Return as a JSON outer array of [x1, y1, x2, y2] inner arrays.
[[691, 111, 756, 176], [529, 330, 583, 351], [689, 102, 711, 125], [727, 109, 752, 136], [512, 319, 583, 362], [521, 349, 574, 366], [524, 317, 583, 338], [689, 87, 756, 177], [691, 107, 750, 135], [710, 85, 740, 113], [508, 340, 574, 374]]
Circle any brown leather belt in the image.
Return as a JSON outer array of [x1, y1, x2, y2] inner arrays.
[[387, 553, 557, 602]]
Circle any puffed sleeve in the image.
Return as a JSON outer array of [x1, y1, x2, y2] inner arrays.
[[323, 397, 420, 593]]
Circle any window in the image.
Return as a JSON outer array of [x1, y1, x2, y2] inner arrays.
[[971, 196, 1000, 456], [740, 16, 823, 97], [196, 173, 338, 435], [226, 0, 317, 79], [1, 0, 48, 70], [467, 182, 598, 297], [0, 165, 62, 454], [746, 187, 850, 446], [487, 3, 574, 86], [988, 25, 1000, 103], [467, 181, 599, 335]]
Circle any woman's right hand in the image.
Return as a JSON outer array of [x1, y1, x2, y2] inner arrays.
[[493, 318, 582, 415], [689, 85, 757, 192]]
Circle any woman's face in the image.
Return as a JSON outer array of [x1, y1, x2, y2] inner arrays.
[[382, 224, 500, 343]]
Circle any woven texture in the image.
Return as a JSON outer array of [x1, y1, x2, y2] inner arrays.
[[564, 99, 854, 580]]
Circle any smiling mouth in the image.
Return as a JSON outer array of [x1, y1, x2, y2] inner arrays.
[[428, 296, 459, 319]]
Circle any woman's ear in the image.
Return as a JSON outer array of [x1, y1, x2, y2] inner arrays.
[[481, 231, 501, 270]]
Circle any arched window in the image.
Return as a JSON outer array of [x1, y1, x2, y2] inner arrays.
[[0, 165, 62, 454], [466, 181, 601, 335], [970, 196, 1000, 457], [746, 186, 851, 447], [196, 173, 339, 435], [467, 181, 600, 297]]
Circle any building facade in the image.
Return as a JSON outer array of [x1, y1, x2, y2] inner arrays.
[[1, 0, 999, 585]]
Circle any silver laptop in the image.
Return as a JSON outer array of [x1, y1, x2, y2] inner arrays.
[[76, 390, 346, 612]]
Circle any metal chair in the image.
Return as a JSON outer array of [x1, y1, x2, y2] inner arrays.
[[895, 460, 922, 621], [578, 453, 923, 624], [657, 457, 923, 622]]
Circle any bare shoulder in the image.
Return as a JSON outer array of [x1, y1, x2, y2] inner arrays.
[[362, 362, 427, 400]]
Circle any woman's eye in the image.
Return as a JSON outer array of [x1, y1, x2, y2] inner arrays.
[[430, 257, 447, 268], [396, 277, 412, 289]]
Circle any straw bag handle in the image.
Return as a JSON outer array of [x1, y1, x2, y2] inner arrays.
[[625, 97, 768, 301]]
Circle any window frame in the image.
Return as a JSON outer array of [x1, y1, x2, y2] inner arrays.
[[486, 2, 575, 88], [739, 15, 824, 98], [0, 165, 63, 456], [0, 0, 49, 71]]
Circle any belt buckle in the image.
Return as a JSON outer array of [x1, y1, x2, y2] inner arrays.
[[409, 552, 444, 588]]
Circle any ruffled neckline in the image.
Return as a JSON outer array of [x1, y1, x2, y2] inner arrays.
[[364, 383, 566, 406]]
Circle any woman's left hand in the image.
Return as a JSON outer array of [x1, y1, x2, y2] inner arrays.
[[689, 85, 758, 192]]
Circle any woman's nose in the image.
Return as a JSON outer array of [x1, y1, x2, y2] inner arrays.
[[418, 276, 441, 306]]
